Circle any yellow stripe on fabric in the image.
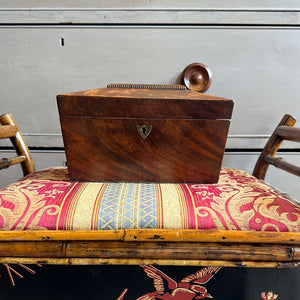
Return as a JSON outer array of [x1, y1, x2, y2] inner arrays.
[[56, 183, 81, 230], [117, 183, 127, 229], [72, 183, 106, 230], [175, 184, 188, 229], [156, 185, 163, 228], [131, 183, 141, 229], [184, 184, 199, 229], [91, 183, 107, 230], [160, 184, 182, 229], [65, 184, 88, 230]]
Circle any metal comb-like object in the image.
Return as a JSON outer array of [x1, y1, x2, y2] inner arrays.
[[107, 83, 187, 90]]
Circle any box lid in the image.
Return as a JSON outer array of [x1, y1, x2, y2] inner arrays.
[[57, 84, 233, 119]]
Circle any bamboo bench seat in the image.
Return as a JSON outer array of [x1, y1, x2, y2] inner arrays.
[[0, 113, 299, 268]]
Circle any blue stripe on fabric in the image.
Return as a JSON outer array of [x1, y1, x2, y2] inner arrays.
[[97, 183, 158, 230]]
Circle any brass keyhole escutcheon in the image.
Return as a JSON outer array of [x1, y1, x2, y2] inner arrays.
[[137, 125, 152, 139]]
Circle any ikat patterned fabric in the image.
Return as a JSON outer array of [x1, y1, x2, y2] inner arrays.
[[0, 167, 299, 232]]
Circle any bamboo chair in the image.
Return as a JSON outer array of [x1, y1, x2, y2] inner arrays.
[[0, 113, 35, 176], [253, 114, 300, 179], [0, 113, 299, 269]]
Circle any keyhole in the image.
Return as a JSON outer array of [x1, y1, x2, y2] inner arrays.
[[137, 125, 152, 138]]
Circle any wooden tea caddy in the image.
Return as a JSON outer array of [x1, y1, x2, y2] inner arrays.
[[57, 83, 233, 183]]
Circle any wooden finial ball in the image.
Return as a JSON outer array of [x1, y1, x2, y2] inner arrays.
[[181, 63, 212, 93]]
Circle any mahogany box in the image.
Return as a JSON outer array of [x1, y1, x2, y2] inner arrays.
[[57, 84, 233, 183]]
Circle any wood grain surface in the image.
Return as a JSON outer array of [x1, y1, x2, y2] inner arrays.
[[58, 87, 233, 182]]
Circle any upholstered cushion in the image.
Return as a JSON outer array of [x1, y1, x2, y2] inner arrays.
[[0, 167, 299, 232]]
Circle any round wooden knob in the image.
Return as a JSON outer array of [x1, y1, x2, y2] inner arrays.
[[181, 63, 212, 92]]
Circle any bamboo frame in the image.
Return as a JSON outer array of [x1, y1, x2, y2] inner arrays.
[[253, 114, 299, 180], [0, 229, 299, 268], [0, 229, 299, 244], [0, 113, 35, 176]]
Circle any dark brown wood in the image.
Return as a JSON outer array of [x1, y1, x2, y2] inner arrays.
[[0, 158, 10, 170], [264, 155, 300, 177], [277, 125, 300, 142], [57, 86, 233, 183], [0, 156, 26, 171], [0, 113, 35, 176], [65, 241, 297, 262], [57, 88, 233, 119], [180, 63, 213, 93], [62, 118, 230, 183], [253, 114, 297, 180]]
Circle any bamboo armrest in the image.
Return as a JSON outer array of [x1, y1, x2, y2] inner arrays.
[[277, 125, 300, 142], [253, 114, 299, 180], [263, 155, 300, 177], [0, 125, 17, 139]]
